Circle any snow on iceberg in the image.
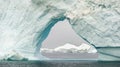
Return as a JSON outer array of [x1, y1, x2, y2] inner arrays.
[[0, 50, 28, 61], [54, 43, 79, 53], [41, 43, 97, 53]]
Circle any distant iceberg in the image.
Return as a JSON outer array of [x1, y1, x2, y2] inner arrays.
[[41, 43, 97, 53], [40, 43, 97, 59]]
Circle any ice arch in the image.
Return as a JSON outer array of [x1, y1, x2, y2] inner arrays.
[[0, 0, 81, 60], [0, 0, 120, 61]]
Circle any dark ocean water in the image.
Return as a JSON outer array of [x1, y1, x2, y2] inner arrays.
[[0, 60, 120, 67]]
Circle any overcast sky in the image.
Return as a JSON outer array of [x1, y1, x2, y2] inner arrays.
[[41, 20, 90, 49]]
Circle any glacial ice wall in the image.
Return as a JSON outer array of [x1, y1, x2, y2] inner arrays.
[[0, 0, 120, 60], [66, 0, 120, 47], [0, 0, 68, 58], [65, 0, 120, 60]]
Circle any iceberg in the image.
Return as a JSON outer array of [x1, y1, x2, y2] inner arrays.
[[67, 0, 120, 61], [0, 0, 68, 60], [41, 43, 97, 53], [54, 43, 79, 53], [40, 43, 98, 59], [0, 0, 120, 60], [0, 50, 28, 61]]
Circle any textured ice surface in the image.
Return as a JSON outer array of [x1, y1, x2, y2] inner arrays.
[[0, 0, 67, 59], [66, 0, 120, 47], [0, 50, 28, 61], [0, 0, 120, 60], [41, 43, 97, 53], [40, 43, 97, 59]]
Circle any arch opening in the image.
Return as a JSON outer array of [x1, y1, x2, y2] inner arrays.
[[37, 17, 97, 60]]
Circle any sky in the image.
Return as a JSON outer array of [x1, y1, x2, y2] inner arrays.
[[41, 20, 93, 49]]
